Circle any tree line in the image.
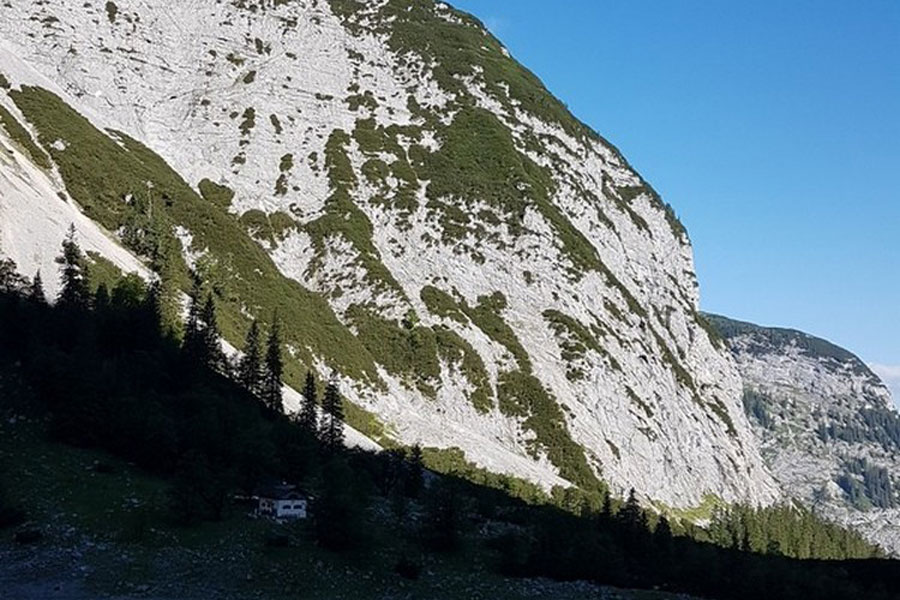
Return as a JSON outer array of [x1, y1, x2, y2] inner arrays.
[[1, 229, 899, 600]]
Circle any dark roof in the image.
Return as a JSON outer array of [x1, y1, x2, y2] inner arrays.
[[254, 481, 308, 500]]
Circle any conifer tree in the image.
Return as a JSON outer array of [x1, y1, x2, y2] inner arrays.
[[601, 491, 614, 518], [0, 259, 28, 294], [261, 315, 284, 413], [620, 488, 646, 530], [94, 283, 111, 312], [56, 225, 91, 309], [29, 270, 46, 304], [321, 378, 344, 451], [298, 370, 318, 433], [150, 236, 182, 338], [181, 273, 204, 360], [200, 293, 226, 373], [237, 319, 262, 396]]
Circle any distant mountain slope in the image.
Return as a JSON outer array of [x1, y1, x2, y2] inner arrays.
[[706, 313, 900, 554], [0, 0, 778, 508]]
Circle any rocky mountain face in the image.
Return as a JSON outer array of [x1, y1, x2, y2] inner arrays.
[[707, 314, 900, 554], [0, 0, 782, 508]]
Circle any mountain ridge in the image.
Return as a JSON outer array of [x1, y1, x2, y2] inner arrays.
[[707, 313, 900, 554], [2, 0, 773, 508]]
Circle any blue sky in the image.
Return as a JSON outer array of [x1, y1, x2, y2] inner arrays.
[[452, 0, 900, 396]]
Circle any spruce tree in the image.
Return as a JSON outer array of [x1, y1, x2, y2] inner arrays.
[[56, 225, 91, 309], [29, 271, 46, 304], [261, 315, 284, 413], [181, 273, 204, 361], [299, 370, 318, 433], [620, 488, 646, 530], [200, 293, 226, 373], [237, 319, 262, 396], [321, 379, 344, 451], [601, 491, 614, 518], [94, 283, 111, 312], [0, 259, 28, 294]]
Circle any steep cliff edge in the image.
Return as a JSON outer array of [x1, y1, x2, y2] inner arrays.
[[0, 0, 778, 507]]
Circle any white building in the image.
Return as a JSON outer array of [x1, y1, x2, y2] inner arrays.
[[254, 482, 308, 520]]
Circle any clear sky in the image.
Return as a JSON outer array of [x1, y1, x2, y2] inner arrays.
[[452, 0, 900, 397]]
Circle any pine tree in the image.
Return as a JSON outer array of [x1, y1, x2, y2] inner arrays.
[[56, 225, 91, 309], [261, 315, 284, 413], [321, 378, 344, 451], [298, 370, 318, 433], [601, 491, 614, 518], [29, 271, 46, 304], [94, 283, 111, 312], [237, 319, 262, 396], [620, 488, 646, 530], [0, 259, 28, 294], [150, 236, 182, 338], [181, 273, 204, 361], [200, 293, 226, 373]]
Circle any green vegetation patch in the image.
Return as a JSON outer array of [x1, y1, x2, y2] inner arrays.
[[418, 107, 601, 276], [0, 104, 52, 169], [198, 178, 234, 209], [433, 325, 492, 413], [0, 71, 10, 89], [626, 387, 653, 419], [651, 329, 696, 397], [105, 1, 118, 23], [543, 309, 620, 380], [328, 0, 593, 140], [304, 129, 405, 296], [239, 209, 298, 245], [421, 446, 547, 505], [694, 310, 725, 350], [352, 118, 420, 225], [85, 251, 127, 293], [496, 371, 601, 491], [346, 304, 440, 398], [421, 287, 530, 372], [420, 285, 466, 324], [707, 398, 737, 437], [226, 52, 245, 67], [270, 113, 283, 135], [704, 312, 871, 376], [654, 493, 725, 524], [238, 107, 256, 135], [329, 0, 689, 250], [466, 292, 531, 372], [345, 91, 378, 112], [9, 85, 380, 388]]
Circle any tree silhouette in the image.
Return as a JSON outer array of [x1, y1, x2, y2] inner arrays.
[[181, 273, 204, 360], [56, 225, 91, 309], [0, 259, 29, 294], [237, 319, 262, 396], [321, 378, 344, 451], [299, 370, 318, 433], [261, 314, 284, 413], [29, 270, 46, 304], [201, 293, 226, 373]]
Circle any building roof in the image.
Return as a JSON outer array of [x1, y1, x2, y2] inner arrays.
[[254, 481, 308, 500]]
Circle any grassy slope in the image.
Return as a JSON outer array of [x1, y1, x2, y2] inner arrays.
[[0, 414, 686, 600], [6, 85, 396, 440]]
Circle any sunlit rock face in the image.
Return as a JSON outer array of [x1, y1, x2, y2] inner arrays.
[[708, 314, 900, 554], [0, 0, 779, 508]]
